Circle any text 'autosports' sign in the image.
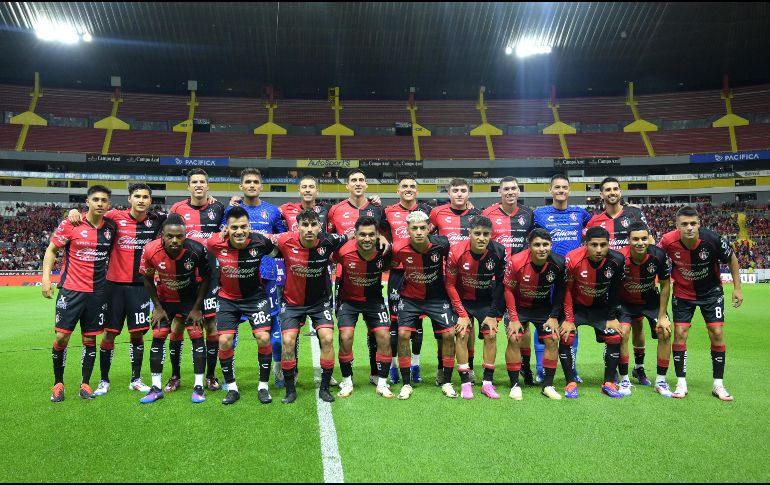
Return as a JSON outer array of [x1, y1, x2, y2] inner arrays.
[[297, 160, 359, 168], [690, 150, 770, 164], [159, 156, 230, 167], [86, 154, 160, 164], [554, 157, 620, 168]]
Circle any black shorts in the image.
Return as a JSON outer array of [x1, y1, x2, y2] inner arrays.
[[672, 292, 725, 327], [54, 288, 107, 336], [280, 297, 335, 334], [619, 302, 661, 339], [572, 305, 621, 341], [397, 297, 456, 335], [337, 300, 390, 332], [157, 301, 195, 322], [217, 297, 272, 335], [461, 300, 500, 338], [507, 306, 558, 340], [387, 268, 405, 321], [105, 282, 151, 334], [202, 253, 220, 318]]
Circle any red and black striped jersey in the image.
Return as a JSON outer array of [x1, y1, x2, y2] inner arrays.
[[206, 234, 275, 301], [140, 238, 210, 303], [384, 202, 434, 245], [104, 209, 165, 284], [392, 235, 450, 300], [279, 201, 330, 233], [444, 240, 507, 318], [272, 232, 348, 306], [564, 246, 625, 322], [658, 228, 732, 300], [328, 200, 386, 236], [482, 204, 535, 255], [619, 245, 671, 307], [429, 204, 482, 245], [170, 199, 225, 243], [52, 217, 116, 293], [334, 239, 390, 303], [585, 205, 648, 251], [503, 250, 566, 320]]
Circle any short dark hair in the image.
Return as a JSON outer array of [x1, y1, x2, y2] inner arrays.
[[186, 168, 209, 183], [449, 178, 469, 188], [528, 228, 552, 243], [500, 176, 519, 185], [676, 206, 699, 219], [226, 206, 249, 223], [600, 177, 620, 190], [355, 216, 378, 231], [299, 175, 318, 185], [627, 221, 650, 235], [469, 215, 492, 230], [584, 226, 610, 242], [297, 209, 320, 225], [128, 183, 152, 195], [550, 173, 569, 186], [87, 185, 111, 198], [162, 213, 185, 231], [399, 177, 418, 185], [346, 169, 366, 181], [240, 168, 262, 182]]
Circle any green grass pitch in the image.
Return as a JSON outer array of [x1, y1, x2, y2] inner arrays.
[[1, 285, 768, 482]]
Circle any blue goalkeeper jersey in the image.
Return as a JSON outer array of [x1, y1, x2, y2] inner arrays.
[[533, 205, 592, 257]]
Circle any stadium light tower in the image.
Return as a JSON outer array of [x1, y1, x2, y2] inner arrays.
[[515, 40, 552, 58]]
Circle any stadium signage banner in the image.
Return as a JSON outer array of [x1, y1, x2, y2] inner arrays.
[[689, 150, 770, 164], [554, 158, 620, 168], [297, 160, 359, 168], [359, 160, 424, 168], [160, 156, 230, 167], [86, 154, 160, 164]]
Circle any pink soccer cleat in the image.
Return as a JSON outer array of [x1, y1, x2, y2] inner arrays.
[[480, 382, 500, 399]]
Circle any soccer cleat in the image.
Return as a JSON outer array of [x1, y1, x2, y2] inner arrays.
[[205, 377, 221, 392], [522, 369, 535, 386], [618, 379, 634, 396], [330, 376, 339, 387], [509, 385, 523, 401], [368, 374, 378, 386], [258, 388, 272, 404], [398, 384, 413, 400], [140, 386, 164, 404], [712, 385, 734, 402], [282, 390, 297, 404], [468, 369, 476, 386], [601, 382, 624, 399], [93, 380, 110, 396], [654, 381, 673, 398], [535, 368, 545, 384], [565, 382, 579, 399], [128, 379, 152, 393], [481, 383, 501, 400], [541, 386, 562, 400], [435, 371, 446, 387], [460, 382, 474, 400], [411, 365, 422, 383], [163, 376, 181, 393], [79, 383, 95, 400], [672, 382, 688, 399], [376, 385, 396, 398], [441, 382, 458, 398], [50, 383, 65, 403], [222, 390, 240, 405], [632, 367, 652, 386], [191, 385, 206, 404], [273, 366, 285, 389], [319, 388, 335, 403], [389, 366, 401, 385], [337, 383, 354, 398]]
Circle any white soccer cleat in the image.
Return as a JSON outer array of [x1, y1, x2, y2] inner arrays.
[[376, 385, 396, 399], [441, 383, 458, 398], [93, 380, 110, 396], [654, 381, 673, 398], [712, 385, 734, 402], [541, 386, 562, 400], [128, 378, 151, 393], [672, 382, 688, 399], [398, 384, 413, 400], [337, 383, 354, 398], [509, 385, 523, 401], [618, 379, 634, 396]]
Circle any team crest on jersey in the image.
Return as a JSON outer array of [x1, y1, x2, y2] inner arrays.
[[604, 267, 614, 279], [431, 253, 440, 263], [442, 302, 450, 310], [318, 247, 326, 256], [517, 216, 526, 226], [376, 259, 384, 269], [570, 213, 578, 222], [699, 249, 709, 261], [366, 210, 374, 217], [486, 260, 496, 271], [621, 218, 630, 228], [184, 259, 194, 271], [249, 248, 258, 258], [314, 205, 321, 213], [207, 210, 216, 220], [546, 272, 555, 283], [104, 229, 112, 241], [647, 264, 657, 274], [144, 219, 153, 227]]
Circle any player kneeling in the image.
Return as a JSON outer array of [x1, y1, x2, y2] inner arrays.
[[334, 217, 394, 398], [618, 222, 674, 397], [503, 229, 566, 400], [561, 227, 626, 399], [140, 215, 211, 404]]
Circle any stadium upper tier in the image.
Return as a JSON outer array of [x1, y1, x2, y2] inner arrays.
[[2, 83, 770, 158]]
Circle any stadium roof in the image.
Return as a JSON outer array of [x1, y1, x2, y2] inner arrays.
[[0, 2, 768, 100]]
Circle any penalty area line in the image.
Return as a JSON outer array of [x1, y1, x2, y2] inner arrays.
[[311, 336, 345, 483]]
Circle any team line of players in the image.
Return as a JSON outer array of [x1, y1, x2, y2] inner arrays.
[[42, 169, 744, 405]]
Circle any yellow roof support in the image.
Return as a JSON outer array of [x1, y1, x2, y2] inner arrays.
[[470, 87, 501, 160], [321, 87, 354, 160], [623, 82, 657, 156], [543, 86, 574, 158], [10, 72, 47, 151], [94, 87, 130, 155]]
